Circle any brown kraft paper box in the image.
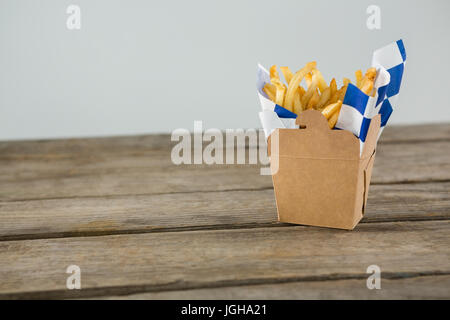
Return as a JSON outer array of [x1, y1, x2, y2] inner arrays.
[[267, 109, 381, 230]]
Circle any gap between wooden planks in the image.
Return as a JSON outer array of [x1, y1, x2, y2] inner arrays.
[[96, 274, 450, 300], [0, 124, 448, 299], [0, 182, 448, 240], [0, 137, 449, 202], [0, 123, 448, 240], [0, 220, 448, 299], [0, 123, 449, 155]]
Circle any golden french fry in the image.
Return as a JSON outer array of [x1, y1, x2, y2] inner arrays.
[[306, 90, 320, 110], [270, 65, 280, 81], [355, 70, 363, 88], [339, 85, 348, 101], [264, 83, 276, 94], [298, 86, 306, 97], [329, 85, 347, 104], [269, 65, 288, 107], [365, 67, 377, 78], [305, 73, 312, 88], [360, 80, 373, 95], [360, 67, 377, 95], [316, 86, 331, 109], [343, 78, 351, 87], [329, 91, 339, 104], [284, 61, 316, 110], [271, 78, 286, 108], [330, 78, 337, 96], [302, 71, 318, 106], [293, 90, 303, 114], [313, 69, 328, 93], [280, 66, 294, 85], [321, 100, 342, 120], [263, 84, 276, 102], [328, 109, 340, 129]]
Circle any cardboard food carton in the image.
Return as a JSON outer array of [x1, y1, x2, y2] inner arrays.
[[268, 109, 381, 230]]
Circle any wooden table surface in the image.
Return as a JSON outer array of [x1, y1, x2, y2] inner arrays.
[[0, 123, 449, 299]]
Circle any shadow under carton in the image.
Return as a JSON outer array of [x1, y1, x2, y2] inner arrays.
[[268, 110, 381, 230]]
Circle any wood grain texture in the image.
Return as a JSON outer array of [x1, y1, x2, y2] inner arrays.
[[0, 124, 448, 299], [379, 123, 450, 143], [0, 182, 448, 239], [99, 274, 450, 300], [373, 140, 450, 183], [0, 220, 448, 298], [0, 139, 449, 201], [0, 124, 448, 156]]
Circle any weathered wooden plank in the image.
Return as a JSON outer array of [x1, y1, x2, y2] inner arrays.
[[0, 124, 448, 156], [0, 182, 448, 239], [0, 220, 448, 298], [0, 163, 269, 201], [0, 134, 172, 156], [0, 140, 449, 201], [380, 123, 450, 143], [373, 140, 450, 183], [99, 274, 450, 300]]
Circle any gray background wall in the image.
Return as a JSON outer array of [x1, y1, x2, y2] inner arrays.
[[1, 0, 449, 140]]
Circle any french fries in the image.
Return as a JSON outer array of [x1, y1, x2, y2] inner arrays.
[[355, 70, 363, 88], [293, 90, 302, 114], [270, 65, 280, 81], [314, 69, 328, 93], [280, 66, 294, 85], [263, 83, 276, 101], [321, 100, 342, 120], [322, 100, 342, 128], [343, 78, 351, 87], [338, 85, 348, 102], [271, 78, 286, 108], [330, 78, 337, 95], [359, 67, 377, 95], [284, 61, 316, 111], [306, 90, 320, 110], [304, 73, 312, 88], [301, 71, 318, 106], [316, 86, 331, 110], [264, 63, 377, 128], [327, 108, 340, 129]]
